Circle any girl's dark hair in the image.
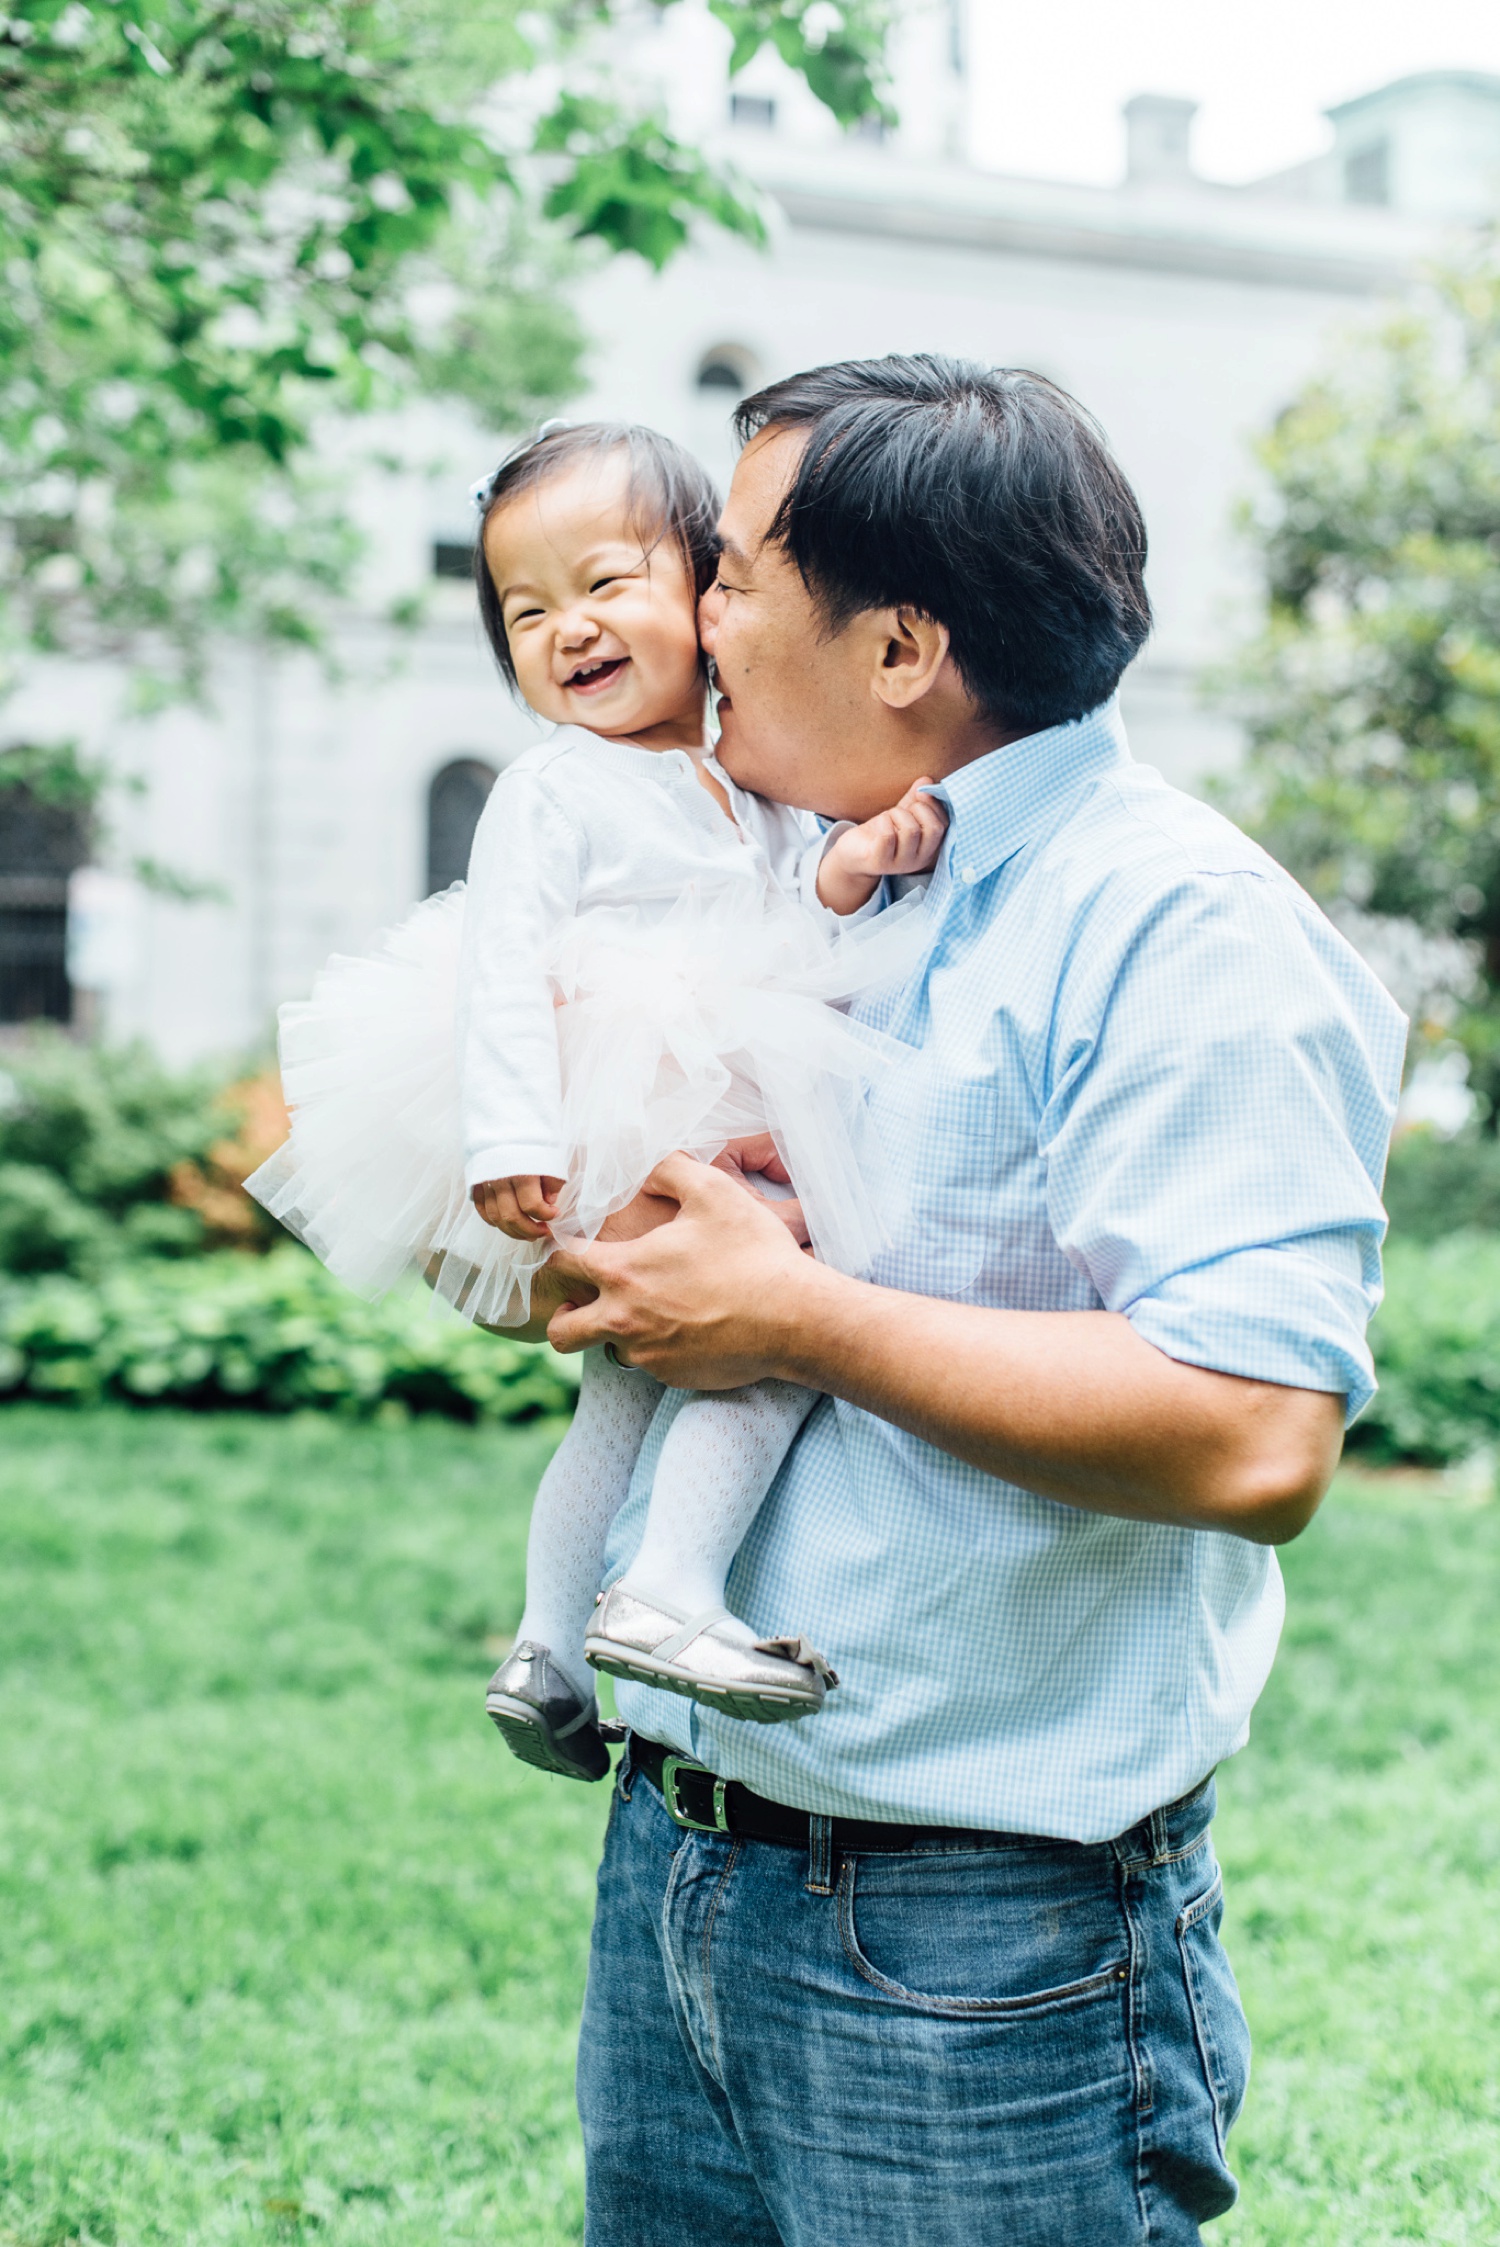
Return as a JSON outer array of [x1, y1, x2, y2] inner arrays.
[[734, 356, 1151, 736], [473, 422, 722, 695]]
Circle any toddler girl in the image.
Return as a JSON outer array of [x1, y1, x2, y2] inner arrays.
[[249, 422, 944, 1781]]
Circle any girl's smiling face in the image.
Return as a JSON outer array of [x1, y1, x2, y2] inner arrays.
[[483, 454, 707, 750]]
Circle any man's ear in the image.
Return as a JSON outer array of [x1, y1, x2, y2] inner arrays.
[[872, 608, 951, 711]]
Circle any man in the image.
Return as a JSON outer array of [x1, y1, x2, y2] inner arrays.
[[526, 358, 1406, 2244]]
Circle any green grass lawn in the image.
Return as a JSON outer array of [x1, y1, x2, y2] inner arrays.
[[0, 1409, 1495, 2246]]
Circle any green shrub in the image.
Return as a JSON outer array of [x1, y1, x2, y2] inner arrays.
[[1351, 1231, 1500, 1465], [0, 1034, 281, 1275], [0, 1247, 579, 1421], [1383, 1128, 1500, 1244], [0, 1161, 100, 1274]]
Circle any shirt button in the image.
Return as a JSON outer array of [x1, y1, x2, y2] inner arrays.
[[960, 865, 978, 885]]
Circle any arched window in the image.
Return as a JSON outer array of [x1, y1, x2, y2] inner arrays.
[[695, 343, 762, 397], [0, 762, 90, 1024], [426, 758, 498, 895]]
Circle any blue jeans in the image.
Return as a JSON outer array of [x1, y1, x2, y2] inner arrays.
[[577, 1744, 1249, 2246]]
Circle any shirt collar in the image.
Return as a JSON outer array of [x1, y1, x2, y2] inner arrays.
[[930, 698, 1132, 882]]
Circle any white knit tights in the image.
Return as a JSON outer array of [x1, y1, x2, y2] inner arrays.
[[621, 1378, 819, 1617], [515, 1348, 663, 1705], [515, 1349, 817, 1704]]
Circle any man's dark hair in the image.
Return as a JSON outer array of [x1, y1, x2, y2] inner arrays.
[[474, 422, 721, 695], [734, 357, 1151, 735]]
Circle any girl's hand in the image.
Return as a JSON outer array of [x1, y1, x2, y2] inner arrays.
[[815, 778, 948, 915], [712, 1133, 810, 1245], [472, 1174, 564, 1241]]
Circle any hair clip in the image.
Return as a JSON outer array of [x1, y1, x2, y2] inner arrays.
[[468, 418, 576, 514]]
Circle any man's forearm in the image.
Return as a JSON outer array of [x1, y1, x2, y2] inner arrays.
[[770, 1262, 1344, 1544], [540, 1158, 1345, 1544]]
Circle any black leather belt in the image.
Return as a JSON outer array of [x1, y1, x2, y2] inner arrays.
[[630, 1733, 1054, 1853]]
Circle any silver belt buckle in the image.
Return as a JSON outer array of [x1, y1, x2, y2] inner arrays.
[[660, 1753, 731, 1833]]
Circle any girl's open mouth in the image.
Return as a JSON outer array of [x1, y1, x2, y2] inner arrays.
[[565, 656, 629, 694]]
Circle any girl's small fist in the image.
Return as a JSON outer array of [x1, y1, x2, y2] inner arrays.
[[815, 777, 948, 913], [471, 1174, 564, 1240]]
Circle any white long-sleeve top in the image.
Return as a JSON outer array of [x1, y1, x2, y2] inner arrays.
[[458, 725, 848, 1189]]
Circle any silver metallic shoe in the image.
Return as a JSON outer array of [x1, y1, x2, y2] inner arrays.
[[484, 1641, 612, 1782], [584, 1584, 838, 1724]]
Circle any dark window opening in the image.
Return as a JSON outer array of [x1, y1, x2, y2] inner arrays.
[[0, 775, 89, 1024], [852, 114, 888, 144], [427, 758, 498, 895], [432, 539, 474, 580], [730, 93, 777, 129], [695, 344, 761, 395], [1345, 139, 1390, 206]]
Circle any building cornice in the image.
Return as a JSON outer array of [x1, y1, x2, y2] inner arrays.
[[735, 146, 1442, 295]]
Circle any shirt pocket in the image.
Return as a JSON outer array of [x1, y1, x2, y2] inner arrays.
[[871, 1068, 1001, 1300]]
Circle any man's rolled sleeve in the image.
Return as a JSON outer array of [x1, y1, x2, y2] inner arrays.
[[1042, 867, 1406, 1423], [1125, 1236, 1382, 1422]]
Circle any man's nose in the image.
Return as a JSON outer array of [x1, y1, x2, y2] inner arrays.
[[698, 584, 723, 652]]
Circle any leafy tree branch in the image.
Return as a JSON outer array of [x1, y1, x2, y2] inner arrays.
[[1, 0, 891, 698], [1217, 249, 1500, 1121]]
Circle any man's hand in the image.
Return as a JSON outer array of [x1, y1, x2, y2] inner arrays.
[[471, 1173, 565, 1241], [490, 1138, 807, 1342], [815, 778, 949, 916], [547, 1154, 814, 1386]]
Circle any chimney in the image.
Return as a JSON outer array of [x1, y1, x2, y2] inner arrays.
[[1123, 93, 1199, 186]]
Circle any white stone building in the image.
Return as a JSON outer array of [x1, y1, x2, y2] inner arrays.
[[4, 17, 1498, 1062]]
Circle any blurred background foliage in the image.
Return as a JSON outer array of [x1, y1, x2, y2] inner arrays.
[[1219, 245, 1500, 1127], [0, 1033, 282, 1274], [0, 1038, 580, 1418], [0, 0, 891, 699]]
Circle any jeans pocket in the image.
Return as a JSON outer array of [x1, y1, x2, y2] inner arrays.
[[837, 1848, 1130, 2018], [1176, 1868, 1251, 2156]]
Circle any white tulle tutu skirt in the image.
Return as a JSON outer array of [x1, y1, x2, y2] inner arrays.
[[247, 884, 925, 1328]]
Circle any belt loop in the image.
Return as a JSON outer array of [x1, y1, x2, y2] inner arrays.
[[1147, 1802, 1170, 1865], [616, 1731, 636, 1803], [806, 1814, 835, 1896]]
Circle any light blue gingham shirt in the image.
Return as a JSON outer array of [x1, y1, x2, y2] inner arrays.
[[606, 700, 1407, 1842]]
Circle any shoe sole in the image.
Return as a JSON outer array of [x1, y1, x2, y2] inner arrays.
[[583, 1640, 824, 1724], [485, 1692, 610, 1781]]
